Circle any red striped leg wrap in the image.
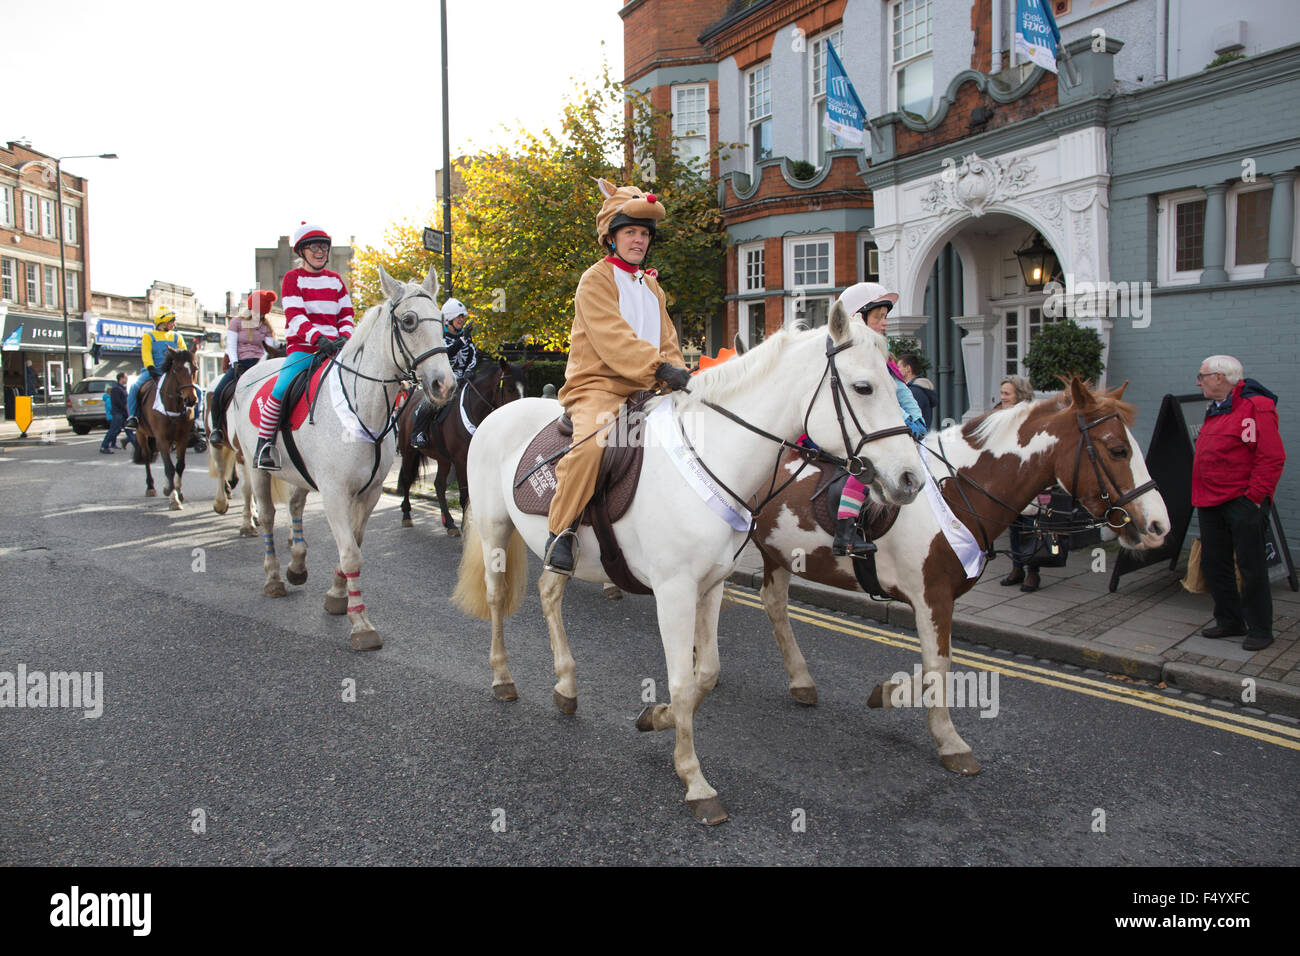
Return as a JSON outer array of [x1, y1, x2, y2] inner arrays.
[[344, 571, 363, 612]]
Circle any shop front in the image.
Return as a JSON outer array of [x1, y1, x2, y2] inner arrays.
[[1, 307, 89, 420]]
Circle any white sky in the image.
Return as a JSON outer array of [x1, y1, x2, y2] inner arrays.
[[3, 0, 625, 311]]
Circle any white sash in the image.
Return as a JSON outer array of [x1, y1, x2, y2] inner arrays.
[[645, 400, 752, 533]]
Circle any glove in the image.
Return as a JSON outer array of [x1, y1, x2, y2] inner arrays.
[[906, 417, 926, 439], [317, 336, 344, 356], [655, 363, 692, 391]]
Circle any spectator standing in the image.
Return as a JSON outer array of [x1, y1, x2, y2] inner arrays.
[[1192, 355, 1285, 651], [100, 373, 128, 454], [897, 353, 938, 430]]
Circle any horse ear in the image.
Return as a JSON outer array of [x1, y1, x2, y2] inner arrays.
[[421, 267, 439, 298], [378, 265, 404, 302], [733, 333, 748, 355], [828, 298, 851, 344], [1068, 376, 1094, 411], [1108, 379, 1130, 401]]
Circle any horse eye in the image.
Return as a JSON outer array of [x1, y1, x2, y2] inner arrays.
[[852, 382, 873, 396], [399, 312, 418, 331], [1109, 446, 1128, 458]]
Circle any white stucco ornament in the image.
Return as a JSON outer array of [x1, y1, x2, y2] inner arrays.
[[919, 153, 1038, 218]]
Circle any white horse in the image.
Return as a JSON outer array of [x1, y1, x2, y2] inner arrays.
[[228, 266, 456, 650], [453, 302, 925, 824]]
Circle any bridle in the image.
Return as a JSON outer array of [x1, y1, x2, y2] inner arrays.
[[924, 403, 1158, 555], [680, 334, 915, 557]]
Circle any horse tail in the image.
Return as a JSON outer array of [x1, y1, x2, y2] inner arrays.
[[452, 507, 527, 620]]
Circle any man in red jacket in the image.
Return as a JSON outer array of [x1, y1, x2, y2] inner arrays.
[[1192, 355, 1286, 651]]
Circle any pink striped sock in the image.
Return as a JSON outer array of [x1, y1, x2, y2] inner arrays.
[[837, 478, 866, 520], [258, 395, 282, 439]]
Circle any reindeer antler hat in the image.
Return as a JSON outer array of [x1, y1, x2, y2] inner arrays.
[[594, 178, 666, 248]]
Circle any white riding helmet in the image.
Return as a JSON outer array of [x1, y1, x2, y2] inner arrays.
[[441, 298, 468, 323], [838, 282, 900, 317]]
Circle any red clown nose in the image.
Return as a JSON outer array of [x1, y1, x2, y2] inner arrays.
[[646, 193, 657, 203]]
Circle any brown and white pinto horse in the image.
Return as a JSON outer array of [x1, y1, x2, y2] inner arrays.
[[133, 348, 199, 511], [753, 377, 1170, 774]]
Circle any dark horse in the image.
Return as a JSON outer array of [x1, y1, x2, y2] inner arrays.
[[395, 357, 531, 534], [134, 348, 199, 510]]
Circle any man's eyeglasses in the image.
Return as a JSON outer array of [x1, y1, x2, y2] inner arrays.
[[1196, 372, 1220, 381]]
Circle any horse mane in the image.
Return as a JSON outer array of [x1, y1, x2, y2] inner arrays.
[[686, 323, 884, 406], [961, 379, 1136, 451]]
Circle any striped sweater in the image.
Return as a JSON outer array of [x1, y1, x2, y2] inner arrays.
[[280, 267, 355, 354]]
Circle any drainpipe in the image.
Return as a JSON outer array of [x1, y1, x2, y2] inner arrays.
[[1155, 0, 1168, 83], [991, 0, 1003, 74]]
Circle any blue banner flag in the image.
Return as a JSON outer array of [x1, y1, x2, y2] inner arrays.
[[1014, 0, 1062, 74], [824, 40, 869, 146]]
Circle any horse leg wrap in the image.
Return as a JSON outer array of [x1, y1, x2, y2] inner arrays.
[[263, 532, 275, 556], [291, 517, 305, 547], [343, 571, 364, 614]]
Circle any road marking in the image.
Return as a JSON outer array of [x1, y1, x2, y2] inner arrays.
[[723, 586, 1300, 751]]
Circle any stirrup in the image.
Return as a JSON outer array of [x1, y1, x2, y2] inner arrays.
[[124, 416, 139, 429], [255, 438, 281, 471], [543, 529, 578, 576]]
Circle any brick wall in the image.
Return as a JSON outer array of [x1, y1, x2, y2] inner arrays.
[[722, 153, 871, 226], [970, 0, 992, 74], [623, 0, 731, 84], [894, 70, 1058, 158]]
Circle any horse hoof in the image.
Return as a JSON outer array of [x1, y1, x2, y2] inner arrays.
[[687, 796, 729, 826], [553, 690, 577, 715], [214, 501, 228, 515], [493, 682, 518, 702], [941, 752, 981, 776], [146, 488, 157, 497], [286, 567, 308, 586], [350, 629, 382, 651], [323, 594, 348, 615], [446, 526, 461, 538], [239, 526, 257, 538], [867, 684, 885, 709], [603, 584, 623, 600], [790, 685, 818, 706], [634, 705, 658, 732], [264, 581, 286, 598], [169, 498, 182, 511], [401, 517, 413, 528]]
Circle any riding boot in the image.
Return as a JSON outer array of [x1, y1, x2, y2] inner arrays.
[[543, 530, 577, 575], [124, 416, 139, 430], [410, 399, 435, 451], [208, 427, 225, 446], [831, 516, 875, 557], [255, 437, 281, 471]]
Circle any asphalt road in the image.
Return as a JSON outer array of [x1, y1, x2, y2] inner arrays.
[[2, 433, 1297, 865]]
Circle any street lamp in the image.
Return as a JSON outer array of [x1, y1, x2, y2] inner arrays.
[[49, 152, 117, 401]]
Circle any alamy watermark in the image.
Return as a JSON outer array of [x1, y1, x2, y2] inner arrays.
[[0, 664, 103, 718], [888, 664, 1000, 717], [1043, 274, 1152, 329]]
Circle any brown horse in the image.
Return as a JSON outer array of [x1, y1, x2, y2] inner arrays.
[[134, 348, 199, 510], [752, 377, 1171, 774], [395, 358, 531, 534]]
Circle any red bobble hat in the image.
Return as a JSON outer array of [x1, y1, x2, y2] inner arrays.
[[247, 290, 277, 316], [291, 222, 331, 253]]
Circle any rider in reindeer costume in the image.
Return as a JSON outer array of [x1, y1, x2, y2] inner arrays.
[[124, 306, 186, 430], [543, 179, 691, 574], [410, 297, 478, 451], [255, 222, 354, 471]]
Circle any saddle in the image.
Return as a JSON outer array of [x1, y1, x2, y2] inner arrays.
[[513, 393, 652, 594], [248, 354, 333, 487], [801, 451, 901, 600]]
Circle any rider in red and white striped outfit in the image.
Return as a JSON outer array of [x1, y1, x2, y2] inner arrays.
[[255, 222, 355, 471]]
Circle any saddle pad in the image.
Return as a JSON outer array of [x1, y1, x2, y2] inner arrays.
[[513, 412, 645, 525], [250, 361, 329, 432], [802, 451, 900, 541]]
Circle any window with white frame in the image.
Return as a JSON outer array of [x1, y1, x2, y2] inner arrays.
[[65, 270, 78, 311], [40, 198, 55, 238], [810, 29, 845, 167], [44, 265, 59, 308], [0, 258, 14, 301], [0, 185, 13, 228], [747, 64, 772, 173], [1226, 184, 1272, 278], [672, 84, 709, 168], [787, 237, 832, 289], [23, 193, 38, 233], [739, 242, 765, 293], [739, 300, 767, 348], [26, 262, 39, 303], [63, 205, 78, 245], [891, 0, 933, 118], [791, 295, 832, 328], [1003, 303, 1060, 378], [1157, 189, 1207, 286]]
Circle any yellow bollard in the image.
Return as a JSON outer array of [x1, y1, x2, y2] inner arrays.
[[14, 396, 33, 436]]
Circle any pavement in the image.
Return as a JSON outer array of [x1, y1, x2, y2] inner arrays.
[[9, 414, 1300, 720]]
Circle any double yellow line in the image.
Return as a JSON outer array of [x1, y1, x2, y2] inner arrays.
[[723, 586, 1300, 751]]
